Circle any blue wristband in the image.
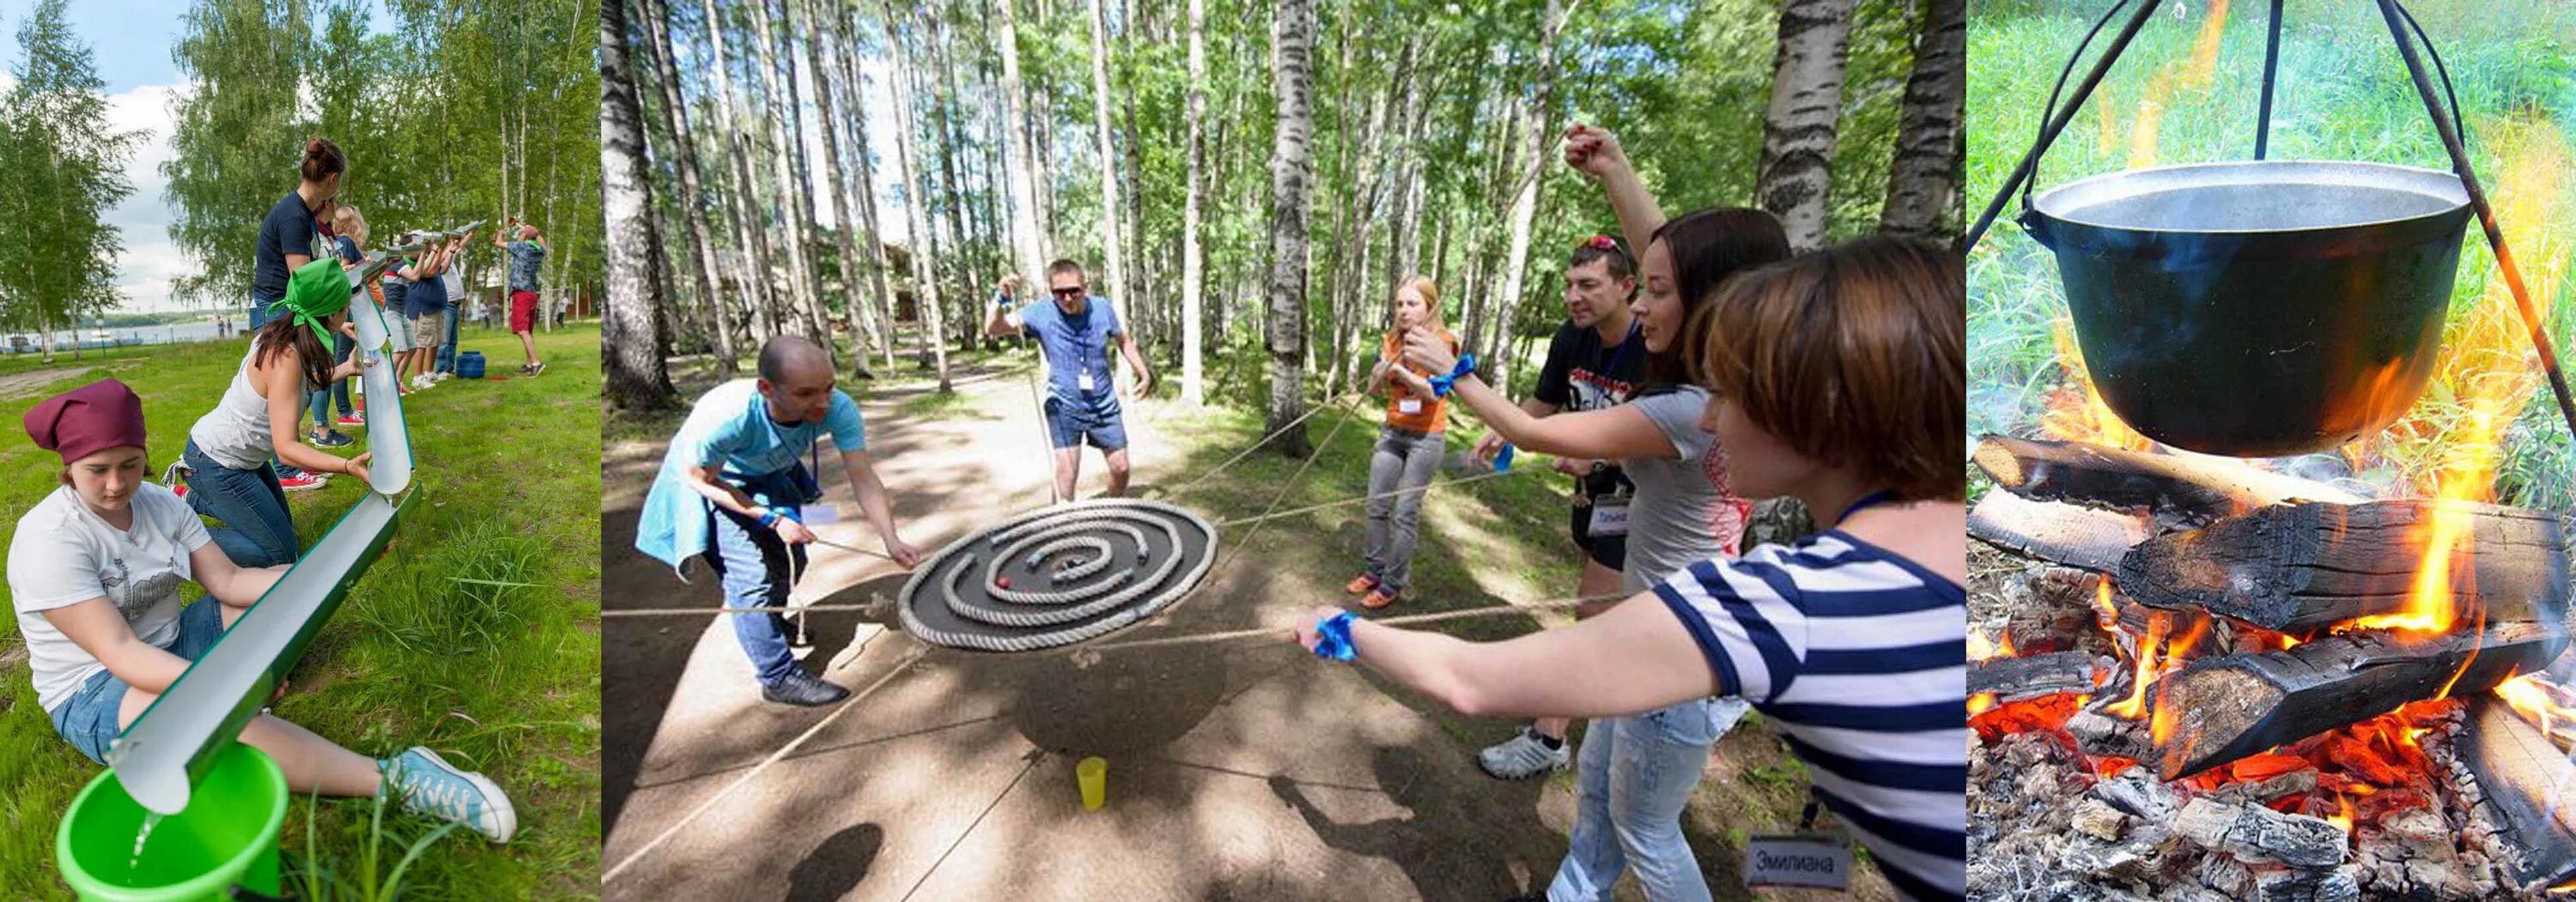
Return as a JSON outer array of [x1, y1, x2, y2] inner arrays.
[[1494, 443, 1516, 472], [757, 509, 781, 528], [1427, 354, 1478, 397], [1311, 611, 1358, 662]]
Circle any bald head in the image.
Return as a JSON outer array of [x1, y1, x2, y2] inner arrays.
[[758, 336, 833, 384], [756, 336, 838, 425]]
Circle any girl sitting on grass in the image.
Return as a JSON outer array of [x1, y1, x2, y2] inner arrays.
[[172, 261, 377, 568], [1300, 237, 1967, 901], [1346, 275, 1458, 610], [9, 378, 514, 841]]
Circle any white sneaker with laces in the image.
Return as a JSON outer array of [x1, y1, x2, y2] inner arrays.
[[1478, 727, 1572, 780]]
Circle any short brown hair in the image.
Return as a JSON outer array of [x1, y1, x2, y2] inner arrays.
[[1047, 258, 1086, 280], [1692, 235, 1964, 501]]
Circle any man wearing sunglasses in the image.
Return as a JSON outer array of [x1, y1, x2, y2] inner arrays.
[[984, 258, 1155, 499]]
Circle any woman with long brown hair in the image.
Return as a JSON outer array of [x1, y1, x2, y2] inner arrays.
[[176, 260, 378, 568]]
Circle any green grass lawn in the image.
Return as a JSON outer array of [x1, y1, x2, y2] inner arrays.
[[0, 324, 602, 899], [1970, 0, 2576, 505]]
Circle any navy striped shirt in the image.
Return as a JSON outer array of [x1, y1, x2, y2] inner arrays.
[[1654, 531, 1966, 902]]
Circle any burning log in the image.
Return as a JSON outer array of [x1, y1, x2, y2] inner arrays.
[[2117, 500, 2571, 634], [1972, 434, 2360, 524], [2458, 696, 2576, 892], [1968, 650, 2102, 703], [1968, 490, 2151, 572], [2172, 796, 2348, 869], [2149, 623, 2567, 779]]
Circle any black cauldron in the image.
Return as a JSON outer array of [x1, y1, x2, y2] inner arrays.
[[2023, 160, 2470, 456]]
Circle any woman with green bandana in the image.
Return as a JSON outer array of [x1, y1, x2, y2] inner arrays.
[[174, 260, 380, 568]]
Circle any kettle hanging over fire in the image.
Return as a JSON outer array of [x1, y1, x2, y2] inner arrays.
[[1965, 0, 2576, 457]]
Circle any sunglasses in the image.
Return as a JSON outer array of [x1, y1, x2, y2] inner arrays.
[[1051, 287, 1088, 298]]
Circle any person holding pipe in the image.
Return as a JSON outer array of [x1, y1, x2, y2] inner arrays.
[[10, 378, 515, 841], [635, 336, 923, 706]]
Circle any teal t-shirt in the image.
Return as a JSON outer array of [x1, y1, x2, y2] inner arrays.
[[635, 379, 866, 569]]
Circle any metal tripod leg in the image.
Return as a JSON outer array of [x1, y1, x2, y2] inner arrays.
[[1964, 0, 2169, 251]]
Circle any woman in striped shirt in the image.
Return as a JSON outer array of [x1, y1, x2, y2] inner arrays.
[[1296, 236, 1965, 901]]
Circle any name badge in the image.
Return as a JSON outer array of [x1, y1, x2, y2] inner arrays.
[[1743, 832, 1851, 890], [1587, 499, 1631, 537], [1078, 371, 1097, 393], [1398, 397, 1424, 415]]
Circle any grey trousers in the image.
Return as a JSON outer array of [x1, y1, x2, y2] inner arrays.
[[1363, 427, 1445, 591]]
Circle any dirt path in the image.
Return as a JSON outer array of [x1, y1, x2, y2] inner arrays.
[[600, 358, 1884, 901]]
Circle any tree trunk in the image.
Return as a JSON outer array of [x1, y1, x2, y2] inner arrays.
[[1084, 0, 1127, 313], [835, 1, 899, 369], [993, 0, 1048, 289], [1880, 0, 1964, 242], [1757, 0, 1858, 252], [640, 0, 734, 370], [602, 0, 674, 407], [750, 0, 826, 348], [801, 0, 876, 372], [884, 1, 952, 391], [698, 0, 781, 335], [1262, 0, 1317, 457], [927, 5, 978, 347], [1180, 0, 1208, 405], [1489, 0, 1565, 390]]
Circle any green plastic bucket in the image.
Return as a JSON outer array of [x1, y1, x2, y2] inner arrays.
[[57, 743, 288, 901]]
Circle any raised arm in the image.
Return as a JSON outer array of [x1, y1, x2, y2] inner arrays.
[[1564, 124, 1665, 257], [984, 301, 1025, 338], [1399, 330, 1675, 461]]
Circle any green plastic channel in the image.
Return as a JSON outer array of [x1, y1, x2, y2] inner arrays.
[[106, 490, 416, 814]]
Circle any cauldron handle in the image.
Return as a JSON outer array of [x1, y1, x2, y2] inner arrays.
[[2019, 211, 2057, 251], [2021, 0, 2141, 215]]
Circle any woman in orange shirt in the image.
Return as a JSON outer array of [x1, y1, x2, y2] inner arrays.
[[1348, 276, 1458, 609]]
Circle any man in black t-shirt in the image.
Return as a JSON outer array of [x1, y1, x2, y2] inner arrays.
[[1474, 235, 1649, 781]]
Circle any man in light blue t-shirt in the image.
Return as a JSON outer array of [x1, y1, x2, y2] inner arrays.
[[983, 258, 1155, 500], [635, 336, 921, 705]]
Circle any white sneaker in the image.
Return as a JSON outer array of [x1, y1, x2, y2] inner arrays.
[[410, 374, 435, 390], [1478, 727, 1572, 780], [430, 372, 453, 382]]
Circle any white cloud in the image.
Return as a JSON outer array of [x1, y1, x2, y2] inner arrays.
[[100, 80, 194, 313]]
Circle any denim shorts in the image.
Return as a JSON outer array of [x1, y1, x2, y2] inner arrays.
[[1043, 396, 1127, 451], [48, 596, 228, 764]]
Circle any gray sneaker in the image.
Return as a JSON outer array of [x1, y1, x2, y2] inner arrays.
[[1478, 727, 1571, 780]]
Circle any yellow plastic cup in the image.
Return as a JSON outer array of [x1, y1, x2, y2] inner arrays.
[[1076, 756, 1107, 811]]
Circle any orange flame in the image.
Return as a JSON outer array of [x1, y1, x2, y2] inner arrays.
[[2044, 318, 2156, 451], [2497, 675, 2576, 742], [1970, 693, 1998, 717], [2093, 577, 2120, 630], [2347, 116, 2569, 637]]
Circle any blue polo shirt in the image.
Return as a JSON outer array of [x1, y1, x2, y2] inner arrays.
[[1017, 295, 1122, 401], [635, 379, 869, 570]]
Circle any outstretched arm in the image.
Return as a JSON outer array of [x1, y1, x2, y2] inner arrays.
[[1398, 330, 1675, 461], [42, 600, 197, 694], [1291, 589, 1719, 719], [984, 302, 1025, 338], [837, 447, 920, 567]]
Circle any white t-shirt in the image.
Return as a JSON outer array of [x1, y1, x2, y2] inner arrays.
[[8, 483, 212, 712]]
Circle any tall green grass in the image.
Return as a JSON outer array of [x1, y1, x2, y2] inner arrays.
[[0, 324, 602, 898], [1969, 0, 2576, 506]]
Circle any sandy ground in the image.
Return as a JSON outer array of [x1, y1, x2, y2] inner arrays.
[[600, 359, 1886, 902]]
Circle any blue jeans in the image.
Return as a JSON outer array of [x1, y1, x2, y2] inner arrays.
[[310, 331, 355, 426], [50, 598, 227, 763], [1546, 697, 1753, 902], [246, 300, 273, 330], [697, 468, 819, 686], [434, 309, 459, 372], [183, 438, 300, 568]]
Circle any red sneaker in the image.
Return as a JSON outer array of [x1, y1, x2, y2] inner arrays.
[[280, 472, 330, 492], [337, 415, 365, 427]]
